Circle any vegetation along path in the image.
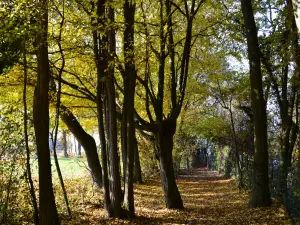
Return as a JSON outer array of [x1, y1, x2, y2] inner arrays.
[[63, 168, 290, 225]]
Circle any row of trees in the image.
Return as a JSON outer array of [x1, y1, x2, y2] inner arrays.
[[1, 0, 300, 223], [182, 0, 300, 215]]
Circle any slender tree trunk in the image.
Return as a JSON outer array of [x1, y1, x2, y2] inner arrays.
[[280, 143, 290, 208], [63, 130, 68, 157], [60, 105, 102, 188], [33, 0, 59, 222], [53, 132, 71, 217], [240, 0, 271, 207], [186, 157, 190, 170], [98, 100, 111, 216], [73, 135, 77, 155], [133, 134, 142, 183], [51, 26, 71, 215], [121, 99, 127, 186], [229, 108, 243, 189], [23, 41, 39, 225], [78, 142, 82, 157], [220, 144, 224, 173]]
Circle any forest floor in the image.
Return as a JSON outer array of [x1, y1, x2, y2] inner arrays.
[[60, 168, 291, 225]]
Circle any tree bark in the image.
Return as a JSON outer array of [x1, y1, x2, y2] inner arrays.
[[104, 4, 122, 218], [33, 0, 59, 223], [91, 0, 115, 217], [60, 105, 103, 188], [98, 100, 111, 215], [133, 134, 142, 183], [105, 60, 122, 218], [240, 0, 271, 207], [62, 130, 68, 157], [78, 142, 82, 157], [123, 0, 136, 216], [121, 96, 128, 185], [156, 119, 183, 209], [152, 0, 184, 210]]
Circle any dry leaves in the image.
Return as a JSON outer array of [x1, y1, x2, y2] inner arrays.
[[60, 169, 291, 225]]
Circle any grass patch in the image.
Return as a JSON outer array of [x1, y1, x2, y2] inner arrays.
[[31, 157, 89, 179]]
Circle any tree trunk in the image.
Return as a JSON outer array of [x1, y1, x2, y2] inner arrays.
[[92, 0, 122, 217], [133, 134, 142, 183], [278, 0, 300, 208], [292, 0, 300, 32], [78, 141, 82, 157], [60, 105, 102, 188], [98, 100, 111, 216], [240, 0, 271, 207], [73, 135, 77, 155], [92, 0, 112, 215], [186, 157, 190, 170], [105, 73, 122, 218], [156, 120, 183, 209], [280, 143, 290, 208], [136, 0, 200, 211], [225, 148, 233, 178], [121, 97, 128, 185], [63, 130, 68, 157], [23, 40, 39, 225], [123, 0, 136, 217], [105, 5, 122, 218], [33, 0, 59, 223], [229, 105, 243, 189]]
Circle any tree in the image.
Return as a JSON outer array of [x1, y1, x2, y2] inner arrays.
[[49, 62, 103, 188], [133, 0, 205, 209], [292, 0, 300, 32], [240, 0, 271, 207], [60, 105, 103, 188], [78, 142, 82, 157], [33, 0, 59, 223], [23, 38, 39, 225], [91, 0, 122, 217], [259, 0, 300, 207], [62, 130, 68, 157], [104, 3, 123, 217], [122, 0, 137, 216], [133, 133, 143, 183], [211, 71, 248, 189]]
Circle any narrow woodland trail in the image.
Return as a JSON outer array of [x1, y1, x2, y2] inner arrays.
[[63, 169, 290, 225]]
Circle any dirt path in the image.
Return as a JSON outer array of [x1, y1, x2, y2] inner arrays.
[[63, 169, 290, 224]]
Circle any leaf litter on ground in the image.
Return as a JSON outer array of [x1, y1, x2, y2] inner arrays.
[[58, 168, 290, 225]]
